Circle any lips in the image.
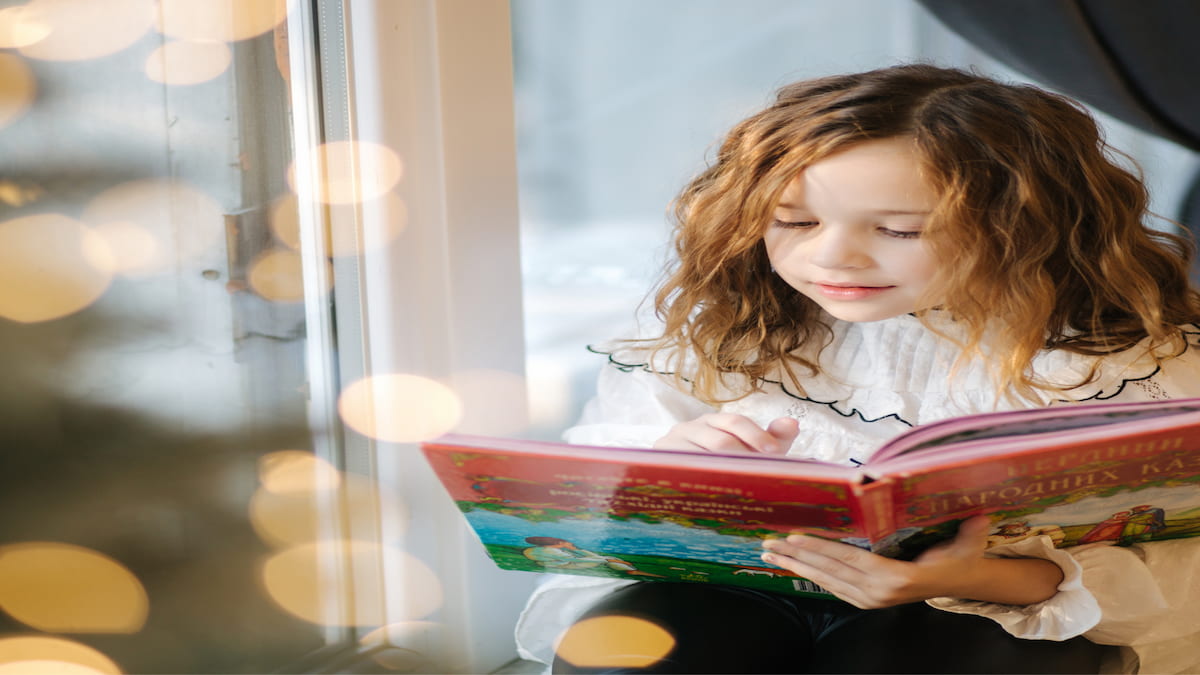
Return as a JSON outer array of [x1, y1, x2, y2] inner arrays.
[[813, 283, 894, 300]]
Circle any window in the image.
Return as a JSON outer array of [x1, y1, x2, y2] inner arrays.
[[0, 0, 340, 671]]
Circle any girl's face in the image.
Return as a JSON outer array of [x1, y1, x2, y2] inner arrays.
[[763, 137, 939, 323]]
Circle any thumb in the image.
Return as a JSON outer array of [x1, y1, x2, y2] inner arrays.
[[764, 417, 799, 454], [916, 516, 990, 564], [944, 516, 991, 556]]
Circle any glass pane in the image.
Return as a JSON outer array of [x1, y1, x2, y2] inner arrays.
[[0, 1, 348, 671]]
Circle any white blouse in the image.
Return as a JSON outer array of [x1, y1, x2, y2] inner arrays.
[[514, 314, 1200, 674]]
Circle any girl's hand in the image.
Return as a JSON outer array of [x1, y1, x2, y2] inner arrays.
[[760, 516, 1064, 608], [652, 414, 798, 455]]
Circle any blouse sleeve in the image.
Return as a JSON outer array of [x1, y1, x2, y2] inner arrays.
[[561, 352, 717, 448], [929, 345, 1200, 656]]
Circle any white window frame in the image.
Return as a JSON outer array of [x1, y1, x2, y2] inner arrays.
[[289, 0, 534, 671]]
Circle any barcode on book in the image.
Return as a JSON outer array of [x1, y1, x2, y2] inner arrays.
[[792, 578, 830, 595]]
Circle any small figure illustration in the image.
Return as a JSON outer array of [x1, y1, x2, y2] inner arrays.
[[1120, 504, 1167, 545], [986, 521, 1066, 548], [521, 537, 663, 577], [1078, 510, 1133, 544]]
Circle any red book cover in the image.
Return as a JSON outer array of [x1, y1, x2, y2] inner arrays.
[[422, 397, 1200, 596]]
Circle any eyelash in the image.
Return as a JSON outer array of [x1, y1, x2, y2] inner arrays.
[[770, 219, 922, 240]]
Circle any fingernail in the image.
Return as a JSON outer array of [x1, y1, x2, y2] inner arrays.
[[761, 552, 775, 563]]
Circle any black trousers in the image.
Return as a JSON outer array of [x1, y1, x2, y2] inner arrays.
[[552, 583, 1114, 674]]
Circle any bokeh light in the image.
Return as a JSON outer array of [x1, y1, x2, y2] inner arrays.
[[0, 214, 114, 323], [0, 6, 52, 48], [155, 0, 291, 43], [91, 222, 161, 276], [144, 40, 232, 85], [18, 0, 154, 61], [555, 616, 676, 669], [268, 191, 408, 258], [258, 450, 341, 494], [250, 470, 406, 548], [288, 141, 404, 206], [0, 181, 44, 208], [0, 543, 148, 634], [246, 248, 332, 303], [0, 54, 36, 130], [337, 374, 463, 443], [81, 179, 223, 276], [261, 541, 441, 626], [0, 636, 120, 674]]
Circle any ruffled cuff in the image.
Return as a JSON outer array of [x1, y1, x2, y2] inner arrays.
[[1073, 543, 1170, 646], [925, 534, 1101, 640]]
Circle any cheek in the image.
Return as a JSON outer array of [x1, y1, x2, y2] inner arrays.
[[762, 233, 789, 265], [762, 231, 807, 266], [894, 248, 939, 286]]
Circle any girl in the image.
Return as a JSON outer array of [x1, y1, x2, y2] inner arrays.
[[515, 65, 1200, 674]]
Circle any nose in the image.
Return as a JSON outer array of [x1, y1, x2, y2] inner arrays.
[[808, 225, 871, 269]]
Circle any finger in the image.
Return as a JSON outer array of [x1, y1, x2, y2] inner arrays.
[[683, 425, 762, 454], [763, 536, 878, 581], [758, 549, 870, 608], [704, 414, 787, 454], [916, 516, 990, 564], [764, 417, 799, 454], [944, 516, 990, 555]]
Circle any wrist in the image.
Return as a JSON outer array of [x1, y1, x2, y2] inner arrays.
[[951, 557, 1064, 605]]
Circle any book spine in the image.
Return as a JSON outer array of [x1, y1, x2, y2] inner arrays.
[[855, 479, 895, 542]]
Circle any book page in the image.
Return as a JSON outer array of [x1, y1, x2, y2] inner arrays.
[[870, 398, 1200, 465]]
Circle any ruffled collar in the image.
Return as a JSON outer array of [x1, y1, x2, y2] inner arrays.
[[593, 315, 1200, 426]]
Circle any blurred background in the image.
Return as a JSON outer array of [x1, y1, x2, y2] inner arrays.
[[0, 0, 1196, 673]]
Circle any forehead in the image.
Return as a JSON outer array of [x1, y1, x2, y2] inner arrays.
[[777, 137, 935, 210]]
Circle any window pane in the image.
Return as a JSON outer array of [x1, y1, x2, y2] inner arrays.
[[0, 1, 345, 671]]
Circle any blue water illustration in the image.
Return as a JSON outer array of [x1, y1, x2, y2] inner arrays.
[[464, 509, 768, 566]]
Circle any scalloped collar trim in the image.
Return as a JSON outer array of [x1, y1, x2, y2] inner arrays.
[[588, 320, 1200, 427]]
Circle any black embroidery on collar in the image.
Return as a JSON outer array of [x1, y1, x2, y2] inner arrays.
[[759, 373, 916, 427], [1051, 324, 1200, 404], [589, 323, 1200, 429], [587, 345, 916, 428]]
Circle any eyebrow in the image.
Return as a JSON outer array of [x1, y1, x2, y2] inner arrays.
[[775, 203, 932, 216]]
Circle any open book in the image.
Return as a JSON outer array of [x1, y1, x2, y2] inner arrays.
[[421, 397, 1200, 598]]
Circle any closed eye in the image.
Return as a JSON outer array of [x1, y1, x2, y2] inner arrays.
[[771, 219, 819, 229], [880, 228, 922, 239]]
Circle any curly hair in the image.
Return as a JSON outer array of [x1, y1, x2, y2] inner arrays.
[[640, 64, 1200, 404]]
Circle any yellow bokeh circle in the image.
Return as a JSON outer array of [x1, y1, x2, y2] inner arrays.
[[0, 214, 114, 323], [0, 542, 148, 634], [260, 541, 442, 626], [155, 0, 291, 43], [0, 54, 36, 130], [555, 615, 676, 669], [337, 374, 463, 443], [18, 0, 154, 62], [0, 636, 121, 674], [144, 41, 232, 86]]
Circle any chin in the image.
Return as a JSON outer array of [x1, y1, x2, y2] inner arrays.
[[818, 306, 915, 323]]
